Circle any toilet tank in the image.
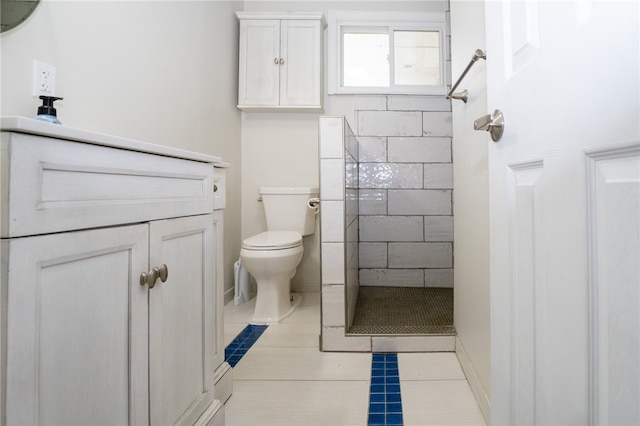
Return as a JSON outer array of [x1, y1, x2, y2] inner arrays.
[[260, 187, 319, 236]]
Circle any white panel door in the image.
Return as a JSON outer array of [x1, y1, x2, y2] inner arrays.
[[238, 19, 280, 106], [4, 224, 149, 425], [279, 19, 322, 107], [485, 1, 639, 424], [148, 214, 215, 425]]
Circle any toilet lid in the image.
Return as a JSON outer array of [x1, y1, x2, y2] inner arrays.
[[242, 231, 302, 250]]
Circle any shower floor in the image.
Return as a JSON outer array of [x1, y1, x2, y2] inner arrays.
[[348, 286, 455, 335]]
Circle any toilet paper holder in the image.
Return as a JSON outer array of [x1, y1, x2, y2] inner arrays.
[[307, 197, 320, 214]]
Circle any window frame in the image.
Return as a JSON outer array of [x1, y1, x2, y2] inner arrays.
[[328, 11, 449, 96]]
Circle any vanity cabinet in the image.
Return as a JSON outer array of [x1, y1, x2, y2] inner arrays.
[[0, 118, 225, 425], [237, 12, 326, 111], [212, 165, 233, 404]]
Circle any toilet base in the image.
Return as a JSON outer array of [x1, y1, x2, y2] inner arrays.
[[250, 293, 303, 325]]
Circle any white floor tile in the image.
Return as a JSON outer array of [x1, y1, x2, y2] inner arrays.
[[255, 323, 320, 347], [281, 292, 321, 325], [233, 346, 371, 381], [401, 380, 487, 426], [223, 290, 488, 426], [225, 380, 369, 426], [224, 297, 256, 324], [398, 352, 466, 381]]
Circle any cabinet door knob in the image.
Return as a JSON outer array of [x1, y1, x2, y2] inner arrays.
[[140, 264, 169, 289], [279, 58, 284, 65], [274, 58, 279, 64]]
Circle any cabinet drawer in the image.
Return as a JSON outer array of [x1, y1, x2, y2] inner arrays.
[[1, 132, 214, 237]]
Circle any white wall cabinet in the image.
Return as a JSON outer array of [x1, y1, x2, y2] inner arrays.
[[0, 117, 225, 425], [237, 12, 325, 112]]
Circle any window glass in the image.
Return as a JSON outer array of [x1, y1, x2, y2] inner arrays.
[[328, 11, 447, 95], [343, 32, 390, 87], [393, 30, 441, 86]]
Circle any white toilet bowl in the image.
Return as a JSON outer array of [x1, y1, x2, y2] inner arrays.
[[240, 231, 304, 324]]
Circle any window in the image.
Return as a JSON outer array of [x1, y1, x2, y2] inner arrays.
[[328, 11, 448, 95]]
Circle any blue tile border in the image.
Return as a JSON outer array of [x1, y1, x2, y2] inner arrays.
[[368, 353, 403, 426], [224, 324, 268, 367]]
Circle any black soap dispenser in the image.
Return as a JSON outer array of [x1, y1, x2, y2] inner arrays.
[[36, 96, 63, 124]]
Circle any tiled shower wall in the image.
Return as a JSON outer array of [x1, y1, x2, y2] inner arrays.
[[319, 117, 361, 333], [319, 103, 456, 352], [357, 97, 453, 288]]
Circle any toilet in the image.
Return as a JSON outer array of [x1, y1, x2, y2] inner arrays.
[[240, 187, 319, 324]]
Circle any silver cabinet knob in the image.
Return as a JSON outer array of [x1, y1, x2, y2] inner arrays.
[[274, 58, 279, 64], [279, 58, 284, 65], [140, 264, 169, 289], [474, 109, 505, 142]]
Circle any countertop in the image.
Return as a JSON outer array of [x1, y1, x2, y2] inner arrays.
[[1, 116, 222, 164]]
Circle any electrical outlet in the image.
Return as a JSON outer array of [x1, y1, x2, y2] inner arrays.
[[33, 61, 56, 96]]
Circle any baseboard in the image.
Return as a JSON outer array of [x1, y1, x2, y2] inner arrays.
[[455, 337, 491, 424], [213, 361, 233, 404], [224, 287, 235, 305], [193, 400, 224, 426]]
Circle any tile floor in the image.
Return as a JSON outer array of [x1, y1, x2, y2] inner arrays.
[[223, 292, 487, 426]]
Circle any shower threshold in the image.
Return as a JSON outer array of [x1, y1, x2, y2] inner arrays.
[[347, 286, 455, 336]]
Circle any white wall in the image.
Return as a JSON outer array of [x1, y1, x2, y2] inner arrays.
[[450, 0, 491, 421], [240, 0, 448, 292], [0, 0, 243, 297], [240, 112, 321, 291]]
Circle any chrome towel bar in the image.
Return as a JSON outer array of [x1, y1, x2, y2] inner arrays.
[[447, 49, 486, 103]]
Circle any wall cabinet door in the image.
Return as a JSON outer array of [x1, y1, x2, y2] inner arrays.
[[3, 224, 150, 425], [237, 14, 324, 111], [278, 19, 322, 108], [238, 19, 281, 107], [148, 214, 215, 425]]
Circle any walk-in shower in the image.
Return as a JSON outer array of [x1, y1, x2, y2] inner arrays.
[[319, 114, 456, 352]]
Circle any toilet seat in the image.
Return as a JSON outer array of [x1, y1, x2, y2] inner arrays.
[[242, 231, 302, 250]]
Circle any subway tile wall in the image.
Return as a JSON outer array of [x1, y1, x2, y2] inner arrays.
[[319, 117, 361, 335], [319, 96, 456, 350], [345, 121, 360, 328], [356, 99, 453, 288], [319, 2, 453, 350]]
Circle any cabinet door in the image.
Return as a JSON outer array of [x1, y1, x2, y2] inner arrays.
[[3, 225, 149, 425], [148, 214, 215, 425], [238, 19, 280, 107], [279, 19, 323, 107]]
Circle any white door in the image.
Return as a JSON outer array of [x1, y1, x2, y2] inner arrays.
[[485, 1, 639, 425], [148, 214, 215, 425], [4, 225, 149, 425]]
